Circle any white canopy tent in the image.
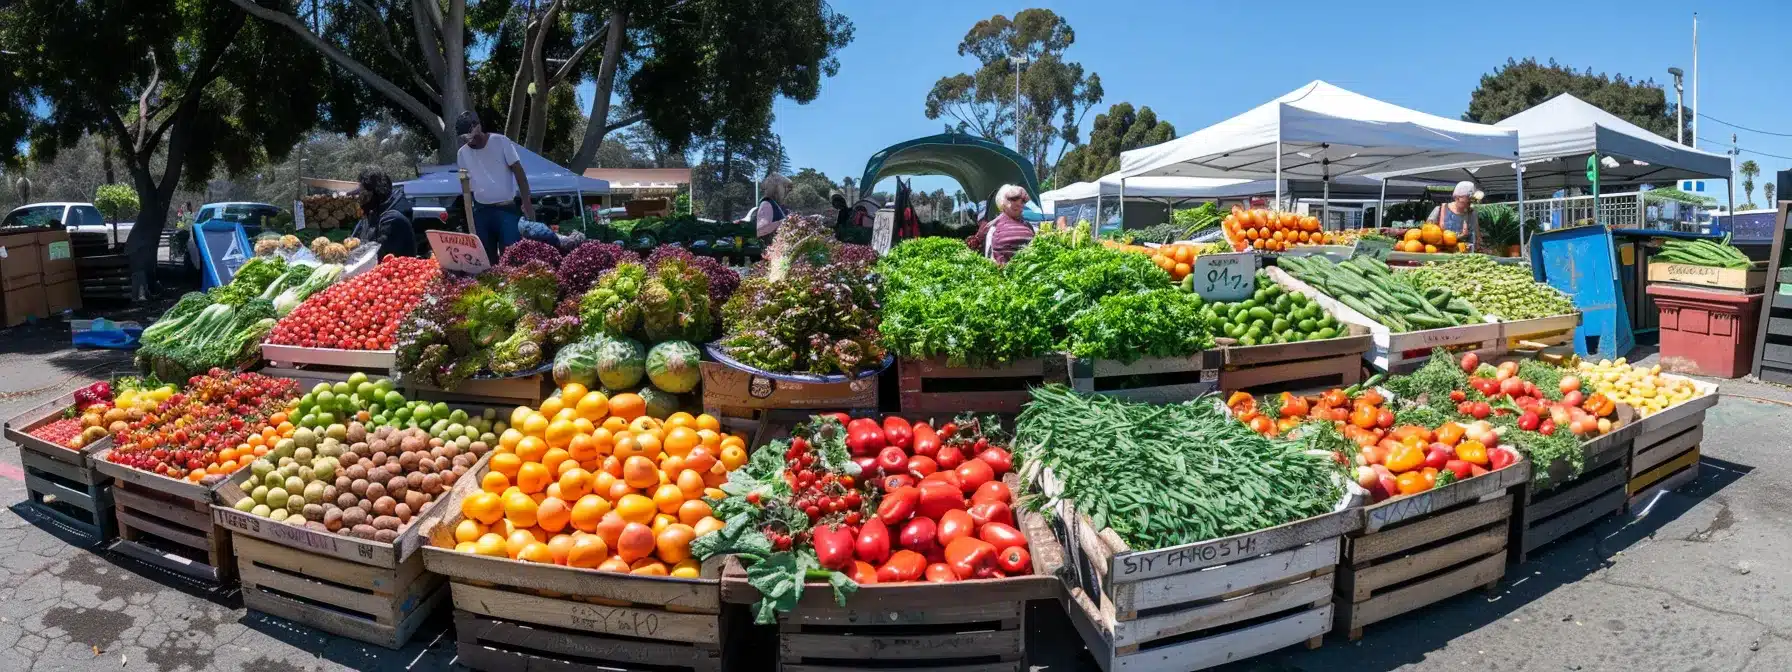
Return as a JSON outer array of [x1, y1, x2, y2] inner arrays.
[[398, 145, 611, 199], [1118, 80, 1521, 236], [1040, 174, 1443, 228]]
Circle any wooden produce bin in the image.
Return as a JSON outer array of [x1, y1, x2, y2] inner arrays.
[[4, 392, 115, 541], [261, 344, 397, 373], [1510, 410, 1641, 564], [405, 372, 551, 409], [1266, 267, 1502, 373], [419, 458, 733, 672], [1061, 351, 1222, 404], [1648, 260, 1768, 293], [1336, 461, 1531, 639], [700, 356, 881, 435], [92, 449, 237, 584], [898, 356, 1061, 415], [208, 453, 481, 649], [1626, 381, 1715, 509], [1218, 327, 1371, 394], [1048, 467, 1359, 672], [1498, 312, 1582, 350]]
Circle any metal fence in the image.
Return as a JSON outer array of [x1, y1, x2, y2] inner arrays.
[[1512, 191, 1713, 234]]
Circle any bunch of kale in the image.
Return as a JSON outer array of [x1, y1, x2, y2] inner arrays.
[[395, 262, 579, 389]]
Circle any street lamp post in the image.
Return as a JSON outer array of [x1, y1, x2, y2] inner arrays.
[[1668, 67, 1685, 146]]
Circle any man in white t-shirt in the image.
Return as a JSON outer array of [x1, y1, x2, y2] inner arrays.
[[455, 111, 536, 263]]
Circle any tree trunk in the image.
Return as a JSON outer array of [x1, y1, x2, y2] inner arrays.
[[504, 2, 536, 139], [121, 157, 164, 300], [569, 8, 628, 172], [522, 0, 562, 151]]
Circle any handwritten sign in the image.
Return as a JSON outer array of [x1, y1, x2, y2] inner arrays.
[[1353, 237, 1394, 261], [1189, 251, 1257, 302], [292, 200, 307, 230], [427, 230, 491, 275], [872, 208, 895, 254]]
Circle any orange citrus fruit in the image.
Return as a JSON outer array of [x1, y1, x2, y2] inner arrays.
[[609, 393, 646, 421], [503, 491, 539, 528], [463, 492, 504, 525], [677, 499, 712, 526], [655, 524, 696, 564], [567, 535, 608, 568], [615, 493, 656, 524]]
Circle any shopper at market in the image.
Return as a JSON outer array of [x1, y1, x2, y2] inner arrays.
[[1428, 180, 1481, 249], [348, 168, 419, 258], [454, 111, 536, 263], [752, 173, 792, 237], [967, 184, 1036, 264]]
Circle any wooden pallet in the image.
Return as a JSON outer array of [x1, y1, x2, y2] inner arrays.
[[1510, 431, 1633, 564], [6, 391, 117, 542], [1336, 462, 1530, 639], [101, 474, 235, 584], [1064, 352, 1222, 404], [898, 357, 1060, 415], [234, 535, 448, 648], [1044, 468, 1358, 671], [1218, 327, 1371, 394], [1627, 408, 1706, 509]]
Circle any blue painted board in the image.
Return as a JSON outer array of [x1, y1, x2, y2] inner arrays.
[[194, 221, 252, 289], [1529, 225, 1633, 359]]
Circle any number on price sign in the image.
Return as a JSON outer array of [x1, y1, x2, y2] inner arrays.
[[427, 230, 492, 275], [1190, 251, 1258, 302]]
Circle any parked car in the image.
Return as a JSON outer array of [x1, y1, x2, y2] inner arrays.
[[2, 202, 130, 244]]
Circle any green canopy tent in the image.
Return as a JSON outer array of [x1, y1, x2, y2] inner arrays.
[[860, 132, 1041, 219]]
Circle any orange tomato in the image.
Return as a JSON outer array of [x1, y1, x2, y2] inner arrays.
[[616, 522, 655, 562], [719, 444, 747, 470], [675, 470, 705, 498], [454, 519, 487, 544], [473, 533, 508, 557], [652, 483, 686, 514], [516, 462, 552, 494], [536, 497, 571, 533], [595, 511, 627, 548], [663, 427, 699, 457], [516, 541, 554, 564]]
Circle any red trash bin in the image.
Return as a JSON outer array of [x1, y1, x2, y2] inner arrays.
[[1646, 283, 1762, 378]]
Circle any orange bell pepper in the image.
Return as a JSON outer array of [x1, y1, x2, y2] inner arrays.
[[1396, 471, 1428, 495], [1434, 421, 1466, 446], [1419, 467, 1439, 489], [1385, 443, 1426, 473], [1350, 405, 1378, 430], [1456, 440, 1488, 466], [1280, 393, 1310, 419]]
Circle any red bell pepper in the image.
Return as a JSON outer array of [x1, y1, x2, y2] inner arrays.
[[1444, 459, 1473, 480], [877, 446, 908, 474], [945, 537, 997, 580], [924, 563, 958, 583], [938, 509, 975, 547], [996, 546, 1031, 574], [916, 481, 965, 520], [877, 486, 919, 525], [882, 416, 914, 451], [955, 458, 995, 495], [971, 481, 1011, 505], [877, 550, 926, 583], [976, 446, 1013, 475], [855, 517, 892, 565], [911, 422, 940, 458], [977, 522, 1027, 551], [900, 517, 939, 554], [812, 525, 856, 571], [966, 500, 1014, 528]]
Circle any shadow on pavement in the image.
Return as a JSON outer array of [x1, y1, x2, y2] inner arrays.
[[238, 607, 459, 671], [7, 500, 113, 552], [98, 542, 246, 609]]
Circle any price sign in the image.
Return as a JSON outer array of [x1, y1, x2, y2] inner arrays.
[[427, 230, 492, 275], [292, 200, 307, 230], [871, 208, 895, 254], [1190, 251, 1257, 302], [1353, 237, 1394, 261]]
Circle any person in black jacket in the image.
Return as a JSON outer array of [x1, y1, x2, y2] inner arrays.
[[350, 169, 419, 257]]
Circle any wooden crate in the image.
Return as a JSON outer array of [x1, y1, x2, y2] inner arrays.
[[1499, 313, 1581, 349], [1218, 327, 1371, 394], [419, 459, 730, 672], [1648, 260, 1768, 292], [405, 372, 551, 409], [1265, 267, 1503, 373], [1510, 427, 1636, 564], [701, 360, 880, 437], [92, 449, 236, 584], [1047, 466, 1358, 672], [1336, 462, 1531, 639], [5, 391, 116, 541], [1627, 407, 1706, 509], [260, 344, 397, 371], [898, 357, 1061, 415], [1064, 352, 1222, 404]]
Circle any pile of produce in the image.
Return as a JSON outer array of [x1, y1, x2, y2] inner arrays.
[[719, 216, 882, 376], [137, 295, 277, 382], [1016, 385, 1347, 549], [445, 383, 744, 578], [1653, 234, 1753, 269], [1395, 223, 1468, 254], [29, 379, 176, 450], [1278, 256, 1485, 332], [1140, 243, 1201, 282], [260, 262, 346, 316], [1576, 358, 1704, 417], [1171, 202, 1224, 235], [300, 194, 359, 230], [1221, 207, 1334, 252], [556, 241, 637, 297], [106, 370, 300, 484], [592, 214, 759, 257], [695, 414, 1028, 623], [394, 257, 580, 390], [877, 238, 1052, 367], [1405, 255, 1575, 321], [1382, 352, 1603, 484], [266, 257, 439, 351], [1227, 379, 1389, 440], [1197, 271, 1345, 346]]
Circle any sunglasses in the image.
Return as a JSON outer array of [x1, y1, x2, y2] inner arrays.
[[1005, 195, 1026, 202]]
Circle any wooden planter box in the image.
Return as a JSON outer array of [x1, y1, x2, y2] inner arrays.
[[419, 459, 731, 672], [5, 392, 116, 541], [92, 449, 237, 584], [1217, 327, 1371, 394], [1627, 407, 1706, 510], [1046, 466, 1359, 672], [1498, 312, 1582, 349], [1510, 416, 1640, 564], [1063, 351, 1222, 404], [898, 357, 1059, 415], [208, 454, 482, 649], [1648, 261, 1768, 293], [1336, 461, 1531, 639], [1266, 267, 1502, 373]]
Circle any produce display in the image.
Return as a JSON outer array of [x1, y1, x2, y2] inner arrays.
[[393, 260, 580, 389], [1016, 385, 1346, 549], [1653, 234, 1753, 269], [1198, 271, 1345, 346], [105, 370, 300, 484], [1278, 255, 1485, 332], [1395, 223, 1468, 254], [253, 234, 363, 265], [266, 256, 439, 351], [1405, 254, 1575, 321], [445, 383, 743, 578], [591, 214, 760, 257], [1221, 207, 1334, 252], [878, 238, 1052, 367], [28, 379, 176, 450], [138, 256, 293, 381], [1382, 352, 1606, 484], [1576, 358, 1704, 417], [719, 216, 883, 376], [694, 413, 1027, 622], [300, 194, 360, 230]]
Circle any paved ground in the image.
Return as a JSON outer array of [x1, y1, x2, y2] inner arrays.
[[1, 329, 1788, 671]]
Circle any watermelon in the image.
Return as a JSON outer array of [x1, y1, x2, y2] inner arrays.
[[638, 385, 680, 419], [594, 336, 647, 390], [553, 338, 603, 388], [646, 341, 702, 393]]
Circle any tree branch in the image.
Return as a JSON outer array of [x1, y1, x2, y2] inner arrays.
[[523, 0, 563, 149], [605, 112, 644, 133], [227, 0, 442, 134], [134, 50, 160, 151], [548, 20, 607, 88], [570, 7, 628, 172], [348, 0, 440, 100], [411, 0, 448, 91]]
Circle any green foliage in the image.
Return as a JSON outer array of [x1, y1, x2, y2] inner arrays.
[[640, 256, 714, 343], [1055, 102, 1177, 185], [1465, 57, 1684, 140], [1475, 204, 1538, 250], [581, 263, 648, 339], [208, 257, 287, 308], [93, 184, 139, 222], [1065, 289, 1213, 363]]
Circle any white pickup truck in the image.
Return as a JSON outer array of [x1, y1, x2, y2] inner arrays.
[[1, 202, 130, 244]]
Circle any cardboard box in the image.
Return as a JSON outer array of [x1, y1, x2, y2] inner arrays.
[[37, 229, 75, 285], [3, 282, 46, 328], [44, 279, 80, 314], [0, 232, 43, 290]]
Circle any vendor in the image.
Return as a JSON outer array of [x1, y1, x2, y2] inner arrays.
[[752, 173, 791, 237], [1428, 181, 1481, 249], [967, 184, 1035, 264], [349, 169, 419, 258], [455, 111, 536, 263]]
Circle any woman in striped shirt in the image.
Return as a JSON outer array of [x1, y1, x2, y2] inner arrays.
[[968, 184, 1036, 264]]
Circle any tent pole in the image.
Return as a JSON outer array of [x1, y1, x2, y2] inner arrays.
[[1377, 179, 1387, 229], [1118, 177, 1126, 230], [1095, 192, 1102, 229], [1274, 141, 1283, 209], [1515, 163, 1526, 256]]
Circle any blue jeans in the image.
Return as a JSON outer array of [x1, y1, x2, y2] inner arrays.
[[472, 202, 522, 264]]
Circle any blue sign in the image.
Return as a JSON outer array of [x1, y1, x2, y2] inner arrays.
[[1529, 225, 1632, 359], [194, 220, 252, 289]]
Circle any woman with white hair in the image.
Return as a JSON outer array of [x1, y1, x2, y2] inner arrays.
[[966, 184, 1036, 263], [753, 173, 792, 237], [1426, 181, 1481, 250]]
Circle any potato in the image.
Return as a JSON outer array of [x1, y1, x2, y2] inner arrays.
[[350, 478, 369, 497], [366, 481, 387, 501], [372, 496, 397, 517], [341, 507, 368, 528], [394, 503, 412, 522], [421, 473, 443, 495], [373, 528, 399, 543], [350, 524, 378, 540], [386, 476, 408, 500], [323, 507, 344, 531], [372, 515, 400, 531]]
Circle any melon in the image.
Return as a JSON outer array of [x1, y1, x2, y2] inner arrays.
[[645, 341, 701, 394], [637, 385, 680, 420], [553, 338, 602, 388], [594, 336, 646, 390]]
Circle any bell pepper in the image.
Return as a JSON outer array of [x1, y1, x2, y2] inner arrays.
[[1455, 440, 1488, 466], [882, 416, 914, 450], [855, 517, 892, 565], [972, 481, 1011, 505], [976, 446, 1013, 475], [911, 422, 940, 457], [1419, 467, 1439, 490], [955, 458, 995, 495], [1423, 444, 1452, 471], [1385, 443, 1425, 473], [1226, 391, 1255, 412], [877, 446, 909, 474], [846, 418, 885, 457], [1279, 392, 1310, 418], [938, 509, 976, 547], [945, 537, 998, 580], [1396, 471, 1428, 495], [824, 412, 852, 428], [1489, 446, 1518, 471], [997, 546, 1031, 575], [917, 481, 966, 520], [924, 563, 958, 583], [851, 560, 879, 585], [1444, 459, 1473, 480], [966, 500, 1014, 528], [877, 550, 926, 583], [935, 444, 965, 470], [1350, 405, 1378, 430], [900, 517, 939, 554], [812, 525, 856, 571], [978, 522, 1027, 551], [877, 486, 919, 525]]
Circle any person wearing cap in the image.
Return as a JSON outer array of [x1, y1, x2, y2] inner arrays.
[[455, 111, 536, 263], [349, 168, 419, 258], [1427, 181, 1481, 250]]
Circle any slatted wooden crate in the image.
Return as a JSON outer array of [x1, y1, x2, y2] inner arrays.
[[92, 449, 236, 584], [1336, 461, 1531, 639], [1217, 327, 1371, 394], [1266, 267, 1503, 373], [404, 372, 552, 409], [1045, 466, 1359, 672], [5, 392, 116, 541], [701, 359, 881, 438], [1510, 417, 1640, 564], [1627, 406, 1707, 509], [898, 356, 1061, 414], [1063, 351, 1223, 404], [1499, 313, 1582, 349]]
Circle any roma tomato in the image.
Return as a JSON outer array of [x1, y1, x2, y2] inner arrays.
[[966, 500, 1014, 528], [954, 458, 995, 495], [977, 522, 1027, 551], [938, 509, 976, 547], [996, 546, 1031, 574], [924, 563, 958, 583], [971, 481, 1011, 505]]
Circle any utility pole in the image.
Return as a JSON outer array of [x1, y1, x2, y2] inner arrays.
[[1692, 13, 1699, 146], [1730, 133, 1738, 215], [1668, 67, 1685, 145]]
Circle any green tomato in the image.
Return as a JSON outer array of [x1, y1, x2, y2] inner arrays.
[[346, 371, 369, 387], [331, 381, 350, 396]]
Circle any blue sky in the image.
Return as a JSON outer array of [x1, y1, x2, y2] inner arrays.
[[730, 0, 1792, 202]]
